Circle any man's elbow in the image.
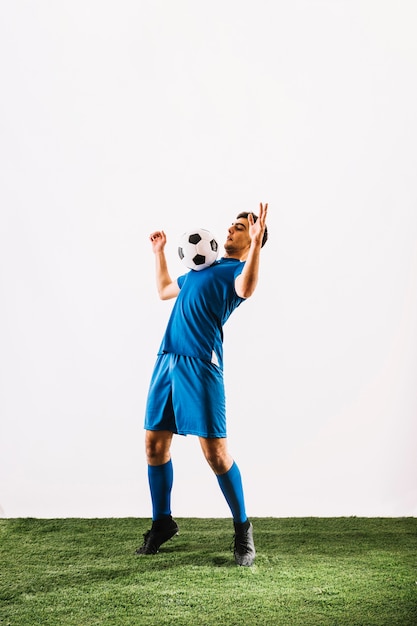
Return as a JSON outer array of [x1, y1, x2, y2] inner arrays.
[[158, 288, 171, 300], [158, 282, 180, 300], [236, 285, 256, 299]]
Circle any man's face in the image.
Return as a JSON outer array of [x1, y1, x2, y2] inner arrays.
[[224, 217, 251, 256]]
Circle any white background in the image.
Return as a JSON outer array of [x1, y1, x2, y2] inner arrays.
[[1, 1, 416, 518]]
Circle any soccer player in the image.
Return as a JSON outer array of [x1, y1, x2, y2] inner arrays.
[[136, 203, 268, 566]]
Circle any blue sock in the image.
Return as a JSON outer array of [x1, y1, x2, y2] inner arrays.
[[216, 461, 247, 523], [148, 459, 173, 521]]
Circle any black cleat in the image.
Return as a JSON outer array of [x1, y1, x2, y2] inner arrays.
[[136, 517, 179, 555], [233, 521, 256, 566]]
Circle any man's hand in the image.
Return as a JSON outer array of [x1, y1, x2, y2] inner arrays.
[[149, 230, 167, 254], [234, 203, 268, 298], [149, 230, 180, 300], [248, 203, 268, 246]]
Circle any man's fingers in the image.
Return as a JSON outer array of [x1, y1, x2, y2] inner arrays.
[[150, 230, 165, 245], [259, 202, 268, 224]]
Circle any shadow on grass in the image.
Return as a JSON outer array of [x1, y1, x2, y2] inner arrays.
[[134, 542, 236, 569]]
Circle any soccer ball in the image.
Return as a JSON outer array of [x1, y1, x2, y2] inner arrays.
[[178, 228, 219, 271]]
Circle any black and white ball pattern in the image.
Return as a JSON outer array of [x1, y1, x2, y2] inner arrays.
[[178, 228, 219, 271]]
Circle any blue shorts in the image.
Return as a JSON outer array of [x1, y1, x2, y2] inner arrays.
[[144, 353, 226, 438]]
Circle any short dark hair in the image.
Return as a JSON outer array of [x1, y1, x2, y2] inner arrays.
[[236, 212, 268, 248]]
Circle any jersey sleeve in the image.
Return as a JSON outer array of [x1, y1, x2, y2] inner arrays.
[[233, 262, 245, 279], [177, 273, 188, 289]]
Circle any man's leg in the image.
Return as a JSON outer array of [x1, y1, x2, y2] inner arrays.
[[199, 437, 247, 522], [199, 437, 255, 566], [145, 429, 174, 521], [136, 430, 178, 555]]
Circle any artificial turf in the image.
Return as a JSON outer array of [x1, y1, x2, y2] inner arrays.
[[1, 517, 416, 625]]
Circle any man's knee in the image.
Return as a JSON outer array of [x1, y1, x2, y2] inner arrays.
[[145, 430, 173, 465], [200, 438, 232, 475]]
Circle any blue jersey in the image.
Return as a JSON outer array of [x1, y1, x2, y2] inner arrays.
[[158, 258, 245, 369]]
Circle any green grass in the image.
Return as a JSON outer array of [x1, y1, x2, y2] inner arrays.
[[1, 518, 416, 625]]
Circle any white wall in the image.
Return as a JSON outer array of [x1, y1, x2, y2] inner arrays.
[[1, 0, 416, 518]]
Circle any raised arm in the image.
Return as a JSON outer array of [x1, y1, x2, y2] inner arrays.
[[149, 230, 180, 300], [234, 203, 268, 299]]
